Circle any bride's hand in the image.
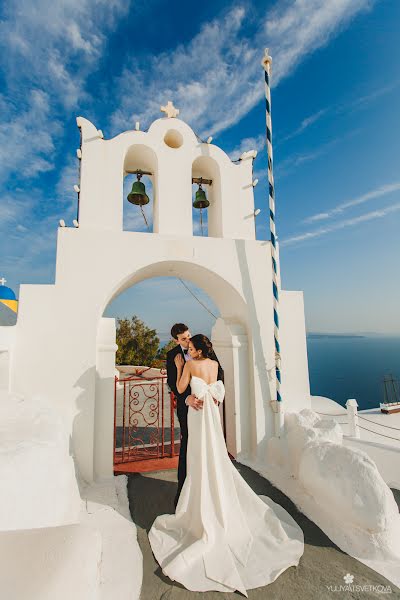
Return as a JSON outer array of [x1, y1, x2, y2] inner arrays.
[[174, 354, 184, 369]]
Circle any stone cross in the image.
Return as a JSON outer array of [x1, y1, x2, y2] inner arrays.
[[0, 277, 6, 285], [161, 101, 179, 118]]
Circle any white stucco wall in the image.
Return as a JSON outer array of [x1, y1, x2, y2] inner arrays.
[[0, 325, 16, 390], [279, 290, 311, 413]]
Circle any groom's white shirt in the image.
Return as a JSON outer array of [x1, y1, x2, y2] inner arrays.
[[180, 345, 192, 361], [180, 345, 192, 406]]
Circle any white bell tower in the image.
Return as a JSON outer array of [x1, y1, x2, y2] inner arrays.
[[2, 102, 311, 483]]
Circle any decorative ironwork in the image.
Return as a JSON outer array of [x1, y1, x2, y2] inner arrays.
[[113, 367, 180, 464]]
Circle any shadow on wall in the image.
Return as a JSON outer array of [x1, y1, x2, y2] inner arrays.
[[235, 239, 274, 451], [71, 366, 104, 487]]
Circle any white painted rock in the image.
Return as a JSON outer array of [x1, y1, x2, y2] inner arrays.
[[0, 390, 83, 531], [0, 523, 102, 600], [298, 441, 399, 533], [284, 409, 343, 477], [266, 435, 288, 468]]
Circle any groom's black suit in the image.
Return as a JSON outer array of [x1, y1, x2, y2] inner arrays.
[[166, 344, 224, 508]]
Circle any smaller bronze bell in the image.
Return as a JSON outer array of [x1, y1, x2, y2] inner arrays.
[[127, 176, 149, 206], [193, 184, 210, 209]]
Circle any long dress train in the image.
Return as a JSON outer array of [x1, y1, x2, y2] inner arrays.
[[148, 376, 304, 597]]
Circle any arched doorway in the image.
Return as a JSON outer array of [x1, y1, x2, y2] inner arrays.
[[94, 260, 251, 482], [108, 276, 222, 474]]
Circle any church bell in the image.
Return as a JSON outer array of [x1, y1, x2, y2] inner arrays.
[[193, 183, 210, 209], [127, 174, 150, 206]]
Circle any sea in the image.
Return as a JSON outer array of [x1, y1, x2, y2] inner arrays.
[[307, 334, 400, 411], [160, 333, 400, 411]]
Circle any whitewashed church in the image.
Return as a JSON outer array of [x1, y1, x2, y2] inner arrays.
[[0, 103, 310, 483]]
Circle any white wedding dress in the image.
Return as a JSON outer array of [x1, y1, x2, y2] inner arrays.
[[148, 376, 304, 597]]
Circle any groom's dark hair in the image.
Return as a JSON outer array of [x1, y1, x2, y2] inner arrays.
[[171, 323, 189, 340]]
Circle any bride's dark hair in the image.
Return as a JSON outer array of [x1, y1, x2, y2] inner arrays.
[[190, 334, 217, 360]]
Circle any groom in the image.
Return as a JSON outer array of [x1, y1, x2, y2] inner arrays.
[[166, 323, 224, 509]]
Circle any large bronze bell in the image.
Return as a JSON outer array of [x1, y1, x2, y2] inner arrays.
[[193, 184, 210, 209], [127, 176, 149, 206]]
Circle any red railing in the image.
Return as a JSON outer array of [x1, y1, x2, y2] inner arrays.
[[113, 367, 180, 465]]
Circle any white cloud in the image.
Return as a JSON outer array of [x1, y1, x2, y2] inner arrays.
[[276, 147, 327, 173], [56, 155, 81, 207], [0, 0, 129, 109], [0, 0, 130, 199], [279, 108, 328, 143], [338, 81, 400, 113], [303, 182, 400, 223], [110, 0, 375, 138], [275, 127, 362, 177], [274, 137, 338, 178], [110, 6, 254, 137], [281, 200, 400, 247], [0, 196, 26, 225], [278, 80, 398, 146], [123, 207, 152, 233], [264, 0, 375, 84], [227, 135, 265, 160], [0, 207, 58, 281], [0, 89, 61, 184]]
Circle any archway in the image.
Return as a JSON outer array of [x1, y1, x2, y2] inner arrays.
[[107, 275, 221, 474], [100, 260, 248, 320], [94, 260, 251, 482]]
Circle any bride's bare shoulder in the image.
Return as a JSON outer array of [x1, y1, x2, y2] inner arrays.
[[210, 358, 219, 373]]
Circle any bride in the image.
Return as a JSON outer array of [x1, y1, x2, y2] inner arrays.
[[148, 334, 304, 597]]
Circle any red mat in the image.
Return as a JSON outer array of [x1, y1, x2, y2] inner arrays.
[[114, 456, 179, 474], [114, 451, 235, 475]]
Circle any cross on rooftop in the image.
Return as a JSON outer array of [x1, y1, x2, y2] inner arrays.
[[0, 277, 7, 285], [161, 101, 179, 118]]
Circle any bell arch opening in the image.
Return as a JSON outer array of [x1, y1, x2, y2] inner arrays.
[[123, 144, 158, 233], [192, 156, 222, 238]]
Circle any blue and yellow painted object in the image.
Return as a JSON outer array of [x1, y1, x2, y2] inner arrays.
[[0, 279, 18, 313]]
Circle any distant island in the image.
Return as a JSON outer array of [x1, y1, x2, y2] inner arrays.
[[307, 333, 366, 339]]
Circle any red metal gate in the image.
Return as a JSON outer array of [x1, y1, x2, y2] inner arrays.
[[113, 367, 180, 466]]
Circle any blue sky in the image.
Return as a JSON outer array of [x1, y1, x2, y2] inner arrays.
[[1, 0, 399, 341]]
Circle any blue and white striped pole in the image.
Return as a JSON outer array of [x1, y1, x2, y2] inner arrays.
[[261, 48, 284, 436]]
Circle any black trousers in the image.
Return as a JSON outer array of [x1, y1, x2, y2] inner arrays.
[[174, 398, 189, 507]]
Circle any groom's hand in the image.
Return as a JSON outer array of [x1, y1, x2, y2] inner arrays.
[[187, 395, 204, 410]]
